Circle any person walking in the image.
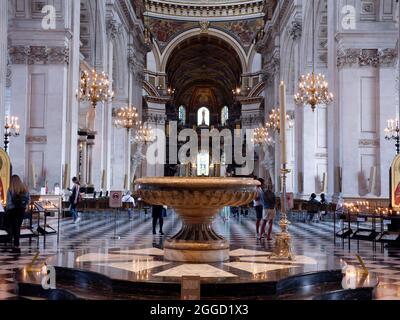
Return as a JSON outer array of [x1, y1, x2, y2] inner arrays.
[[152, 205, 164, 235], [259, 184, 276, 241], [254, 178, 265, 237], [6, 175, 30, 253], [69, 177, 81, 224]]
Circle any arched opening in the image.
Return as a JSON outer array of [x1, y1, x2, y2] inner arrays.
[[197, 107, 210, 126], [166, 35, 242, 127], [221, 106, 229, 126], [178, 105, 186, 125]]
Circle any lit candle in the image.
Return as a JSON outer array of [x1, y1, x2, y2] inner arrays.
[[279, 81, 287, 165]]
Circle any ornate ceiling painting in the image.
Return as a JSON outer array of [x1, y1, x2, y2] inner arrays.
[[147, 17, 264, 53], [165, 35, 242, 110]]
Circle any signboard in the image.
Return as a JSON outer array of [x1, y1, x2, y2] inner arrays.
[[390, 154, 400, 210], [0, 148, 11, 205], [109, 191, 123, 208], [181, 276, 201, 300]]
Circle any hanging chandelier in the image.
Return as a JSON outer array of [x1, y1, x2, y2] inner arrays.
[[78, 70, 114, 108], [77, 1, 113, 108], [113, 106, 139, 131], [294, 0, 333, 112], [266, 108, 294, 133], [133, 122, 155, 145], [252, 126, 273, 146], [294, 73, 333, 112]]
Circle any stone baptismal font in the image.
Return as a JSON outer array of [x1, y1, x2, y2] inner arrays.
[[136, 177, 260, 262]]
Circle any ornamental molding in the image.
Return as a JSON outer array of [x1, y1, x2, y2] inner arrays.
[[144, 111, 167, 125], [6, 53, 11, 88], [128, 47, 145, 82], [287, 20, 302, 41], [241, 113, 264, 126], [359, 139, 380, 148], [238, 96, 264, 104], [145, 96, 170, 104], [26, 136, 47, 144], [315, 153, 328, 158], [9, 45, 69, 65], [145, 0, 264, 19], [199, 20, 210, 34], [107, 19, 122, 40], [337, 48, 398, 68], [261, 55, 280, 85]]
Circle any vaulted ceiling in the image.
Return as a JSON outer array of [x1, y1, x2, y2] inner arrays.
[[166, 35, 242, 109]]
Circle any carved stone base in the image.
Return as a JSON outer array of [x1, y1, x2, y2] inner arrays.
[[270, 231, 294, 261], [164, 239, 229, 262]]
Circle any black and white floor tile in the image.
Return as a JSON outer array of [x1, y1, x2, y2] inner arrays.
[[0, 210, 399, 300]]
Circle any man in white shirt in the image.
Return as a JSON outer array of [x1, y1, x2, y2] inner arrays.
[[122, 191, 135, 219]]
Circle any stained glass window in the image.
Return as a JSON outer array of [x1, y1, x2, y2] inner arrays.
[[178, 105, 186, 125], [221, 106, 229, 126]]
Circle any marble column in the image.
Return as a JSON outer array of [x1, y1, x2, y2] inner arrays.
[[0, 0, 8, 143], [63, 0, 80, 188]]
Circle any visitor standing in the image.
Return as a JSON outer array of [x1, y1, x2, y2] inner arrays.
[[152, 205, 164, 235], [319, 193, 328, 220], [254, 178, 265, 237], [307, 193, 321, 223], [69, 177, 81, 224], [259, 184, 276, 241], [122, 191, 135, 219], [6, 175, 30, 253]]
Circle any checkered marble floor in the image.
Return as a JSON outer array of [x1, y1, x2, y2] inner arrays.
[[1, 210, 400, 300]]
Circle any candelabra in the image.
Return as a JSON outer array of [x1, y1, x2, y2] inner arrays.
[[4, 116, 20, 153], [385, 119, 400, 155], [131, 122, 155, 180]]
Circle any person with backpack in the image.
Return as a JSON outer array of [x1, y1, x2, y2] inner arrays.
[[69, 177, 81, 224], [6, 175, 30, 253]]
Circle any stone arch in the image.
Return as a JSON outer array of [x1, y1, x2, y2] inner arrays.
[[159, 28, 248, 73]]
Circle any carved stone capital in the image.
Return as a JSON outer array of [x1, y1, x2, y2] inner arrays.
[[378, 48, 398, 67], [287, 20, 302, 41], [107, 20, 122, 40]]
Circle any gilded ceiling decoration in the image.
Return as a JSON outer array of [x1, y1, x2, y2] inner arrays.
[[165, 36, 242, 108], [147, 17, 264, 52]]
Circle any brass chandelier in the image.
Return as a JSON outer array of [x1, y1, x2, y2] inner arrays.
[[294, 0, 333, 112], [77, 1, 113, 108], [133, 122, 155, 145], [113, 106, 139, 131], [78, 70, 114, 108], [252, 126, 273, 146], [266, 108, 294, 133]]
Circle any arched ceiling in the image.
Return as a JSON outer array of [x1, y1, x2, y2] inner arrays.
[[166, 35, 242, 109]]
